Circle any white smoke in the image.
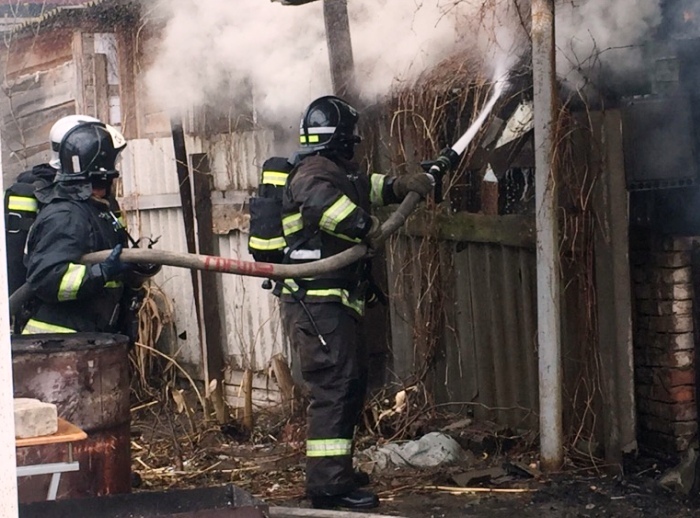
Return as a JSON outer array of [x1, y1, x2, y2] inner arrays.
[[145, 0, 329, 123], [555, 0, 663, 91], [145, 0, 662, 125], [144, 0, 529, 126]]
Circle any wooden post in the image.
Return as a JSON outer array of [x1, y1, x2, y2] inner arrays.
[[170, 117, 207, 415], [481, 166, 499, 216], [591, 111, 637, 464], [323, 0, 356, 100], [242, 369, 254, 432], [271, 353, 298, 413], [191, 153, 227, 424]]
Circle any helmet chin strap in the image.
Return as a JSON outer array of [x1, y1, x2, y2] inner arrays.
[[91, 177, 114, 198]]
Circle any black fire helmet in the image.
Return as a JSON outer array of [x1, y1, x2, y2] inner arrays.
[[56, 122, 127, 183], [299, 95, 361, 159]]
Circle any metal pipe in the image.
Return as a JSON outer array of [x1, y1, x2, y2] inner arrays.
[[532, 0, 563, 471]]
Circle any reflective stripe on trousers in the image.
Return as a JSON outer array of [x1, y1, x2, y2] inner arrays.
[[22, 319, 76, 334], [281, 301, 368, 497], [306, 438, 353, 457], [281, 281, 364, 316]]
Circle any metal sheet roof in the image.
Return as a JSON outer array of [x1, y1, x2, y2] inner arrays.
[[9, 0, 128, 35]]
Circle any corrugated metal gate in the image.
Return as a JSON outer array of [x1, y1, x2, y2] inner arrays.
[[117, 133, 286, 381]]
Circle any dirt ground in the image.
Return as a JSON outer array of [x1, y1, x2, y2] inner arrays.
[[130, 401, 700, 518]]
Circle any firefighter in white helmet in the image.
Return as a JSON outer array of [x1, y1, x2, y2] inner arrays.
[[5, 115, 135, 333], [20, 120, 157, 336]]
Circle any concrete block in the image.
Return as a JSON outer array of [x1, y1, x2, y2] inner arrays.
[[14, 398, 57, 439], [656, 236, 694, 252], [651, 251, 691, 268], [640, 429, 693, 454], [635, 332, 694, 352], [637, 398, 697, 422], [635, 348, 694, 370], [638, 299, 693, 317], [638, 414, 697, 437], [646, 315, 693, 334], [649, 267, 692, 285], [635, 283, 693, 300], [637, 382, 695, 404], [636, 366, 695, 387]]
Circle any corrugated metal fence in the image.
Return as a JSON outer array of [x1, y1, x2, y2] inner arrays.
[[388, 235, 539, 430]]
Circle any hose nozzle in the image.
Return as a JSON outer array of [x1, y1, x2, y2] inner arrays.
[[420, 148, 461, 202]]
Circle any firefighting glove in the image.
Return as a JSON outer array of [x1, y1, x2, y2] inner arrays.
[[365, 215, 382, 241], [363, 216, 383, 255], [392, 172, 435, 200], [95, 244, 133, 282]]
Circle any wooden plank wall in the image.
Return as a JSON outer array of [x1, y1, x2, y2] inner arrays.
[[0, 23, 135, 184], [1, 28, 77, 183]]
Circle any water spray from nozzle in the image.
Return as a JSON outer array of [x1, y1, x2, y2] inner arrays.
[[421, 72, 510, 198], [452, 74, 508, 156]]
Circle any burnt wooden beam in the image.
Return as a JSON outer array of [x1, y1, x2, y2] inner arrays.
[[589, 110, 637, 465], [170, 116, 199, 289], [191, 153, 227, 424]]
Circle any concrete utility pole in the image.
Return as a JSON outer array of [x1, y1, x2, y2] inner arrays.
[[322, 0, 356, 100], [0, 135, 20, 515], [532, 0, 563, 471]]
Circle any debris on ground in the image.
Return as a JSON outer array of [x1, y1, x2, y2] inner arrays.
[[658, 447, 698, 495], [360, 432, 466, 471], [126, 356, 700, 518], [128, 395, 700, 517]]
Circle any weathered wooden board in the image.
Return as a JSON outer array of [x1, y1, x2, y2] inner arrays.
[[398, 209, 536, 249], [224, 369, 282, 409], [5, 28, 74, 78], [225, 369, 282, 392], [2, 100, 75, 153], [0, 61, 76, 123]]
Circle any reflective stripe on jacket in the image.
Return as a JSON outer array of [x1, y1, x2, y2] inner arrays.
[[23, 188, 127, 334], [280, 154, 398, 313]]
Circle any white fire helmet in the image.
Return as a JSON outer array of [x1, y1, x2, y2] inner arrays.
[[49, 114, 101, 169]]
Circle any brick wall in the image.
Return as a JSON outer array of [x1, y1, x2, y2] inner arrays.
[[632, 235, 698, 456]]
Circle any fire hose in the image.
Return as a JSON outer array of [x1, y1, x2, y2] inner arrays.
[[8, 80, 505, 317]]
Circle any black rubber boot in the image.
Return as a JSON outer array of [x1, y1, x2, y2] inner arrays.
[[354, 470, 370, 487], [311, 489, 379, 510]]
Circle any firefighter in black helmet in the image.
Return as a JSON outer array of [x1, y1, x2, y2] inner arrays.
[[22, 121, 158, 336], [281, 96, 433, 510]]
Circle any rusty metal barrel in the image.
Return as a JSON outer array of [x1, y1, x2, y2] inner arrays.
[[12, 333, 131, 503]]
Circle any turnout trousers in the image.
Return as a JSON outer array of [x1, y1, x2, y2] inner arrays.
[[281, 300, 369, 497]]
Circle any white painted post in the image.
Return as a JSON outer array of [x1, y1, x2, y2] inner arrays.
[[0, 137, 20, 514], [532, 0, 564, 471]]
